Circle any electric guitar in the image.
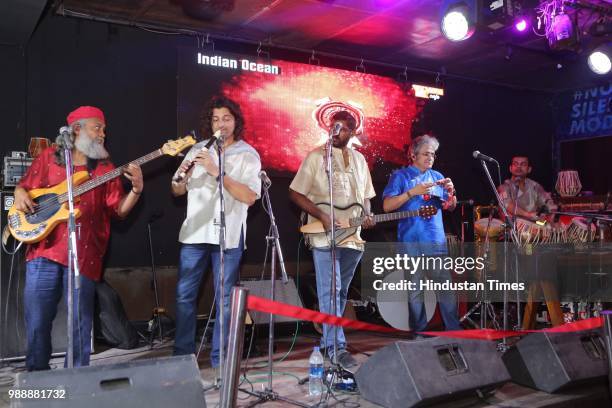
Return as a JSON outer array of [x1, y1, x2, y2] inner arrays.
[[7, 136, 196, 243], [300, 202, 438, 245]]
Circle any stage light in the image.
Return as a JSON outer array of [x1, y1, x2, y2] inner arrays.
[[587, 44, 612, 75], [547, 12, 578, 51], [514, 18, 528, 32], [441, 3, 476, 42]]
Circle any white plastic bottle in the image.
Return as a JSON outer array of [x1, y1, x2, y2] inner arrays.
[[308, 346, 324, 396]]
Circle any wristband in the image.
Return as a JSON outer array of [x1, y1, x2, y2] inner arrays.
[[132, 188, 142, 195]]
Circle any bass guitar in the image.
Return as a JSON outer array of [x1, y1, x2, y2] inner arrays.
[[299, 202, 438, 245], [7, 136, 196, 243]]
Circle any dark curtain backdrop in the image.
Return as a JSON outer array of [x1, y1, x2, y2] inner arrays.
[[0, 14, 555, 268]]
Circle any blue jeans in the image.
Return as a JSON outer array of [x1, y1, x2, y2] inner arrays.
[[173, 235, 244, 367], [312, 247, 362, 356], [24, 257, 96, 371], [408, 261, 462, 332]]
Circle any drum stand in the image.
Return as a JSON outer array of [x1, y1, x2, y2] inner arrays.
[[460, 213, 499, 329]]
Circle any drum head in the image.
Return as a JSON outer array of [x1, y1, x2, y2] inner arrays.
[[375, 270, 436, 331], [474, 218, 504, 237]]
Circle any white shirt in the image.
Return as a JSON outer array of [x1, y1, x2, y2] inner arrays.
[[175, 139, 261, 248]]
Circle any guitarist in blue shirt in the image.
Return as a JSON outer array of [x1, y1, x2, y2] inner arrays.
[[382, 134, 462, 333]]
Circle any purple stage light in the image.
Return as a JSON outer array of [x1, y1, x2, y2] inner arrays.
[[515, 18, 527, 32]]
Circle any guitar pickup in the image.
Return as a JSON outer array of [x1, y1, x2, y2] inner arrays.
[[8, 214, 21, 228]]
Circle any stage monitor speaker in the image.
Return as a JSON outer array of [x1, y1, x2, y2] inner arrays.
[[502, 330, 608, 393], [12, 355, 206, 407], [0, 0, 48, 45], [355, 337, 510, 408], [240, 278, 303, 324], [0, 190, 67, 361]]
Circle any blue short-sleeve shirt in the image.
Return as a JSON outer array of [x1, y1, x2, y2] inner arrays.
[[382, 165, 448, 255]]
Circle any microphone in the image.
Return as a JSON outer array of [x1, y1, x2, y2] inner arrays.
[[456, 199, 475, 206], [59, 126, 72, 136], [472, 150, 498, 163], [172, 130, 222, 183], [259, 170, 272, 188], [59, 125, 72, 142], [330, 122, 342, 137]]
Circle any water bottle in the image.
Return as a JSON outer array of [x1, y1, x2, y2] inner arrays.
[[308, 346, 324, 396]]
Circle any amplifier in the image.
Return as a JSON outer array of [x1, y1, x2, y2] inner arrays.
[[3, 156, 33, 187]]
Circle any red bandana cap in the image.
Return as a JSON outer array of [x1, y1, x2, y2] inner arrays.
[[66, 106, 105, 125]]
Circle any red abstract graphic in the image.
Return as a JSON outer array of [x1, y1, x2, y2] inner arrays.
[[220, 60, 417, 172]]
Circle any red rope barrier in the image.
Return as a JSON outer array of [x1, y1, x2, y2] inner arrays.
[[246, 295, 604, 340], [247, 295, 399, 333]]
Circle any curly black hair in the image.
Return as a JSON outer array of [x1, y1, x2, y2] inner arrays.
[[199, 96, 245, 141]]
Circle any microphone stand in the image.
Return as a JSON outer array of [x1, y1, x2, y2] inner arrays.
[[146, 214, 171, 347], [63, 133, 81, 368], [511, 179, 523, 330], [460, 209, 498, 329], [477, 159, 518, 349], [322, 127, 343, 400], [216, 135, 227, 387], [240, 177, 308, 408]]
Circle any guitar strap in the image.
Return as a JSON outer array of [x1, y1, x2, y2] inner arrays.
[[87, 158, 100, 173], [347, 148, 364, 208]]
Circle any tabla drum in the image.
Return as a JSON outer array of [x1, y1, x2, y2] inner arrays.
[[515, 218, 552, 247], [376, 270, 437, 331], [555, 170, 582, 197], [566, 217, 596, 243], [474, 218, 504, 241], [548, 224, 567, 244]]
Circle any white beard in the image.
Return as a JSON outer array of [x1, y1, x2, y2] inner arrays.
[[74, 130, 109, 159]]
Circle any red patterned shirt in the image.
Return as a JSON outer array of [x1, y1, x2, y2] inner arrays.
[[18, 147, 125, 281]]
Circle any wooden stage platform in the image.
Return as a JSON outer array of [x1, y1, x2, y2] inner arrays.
[[0, 330, 610, 407]]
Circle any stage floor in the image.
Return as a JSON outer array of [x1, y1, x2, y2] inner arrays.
[[0, 329, 610, 407]]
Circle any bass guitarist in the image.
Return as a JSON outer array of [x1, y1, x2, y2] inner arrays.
[[13, 106, 143, 370], [289, 110, 375, 371]]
